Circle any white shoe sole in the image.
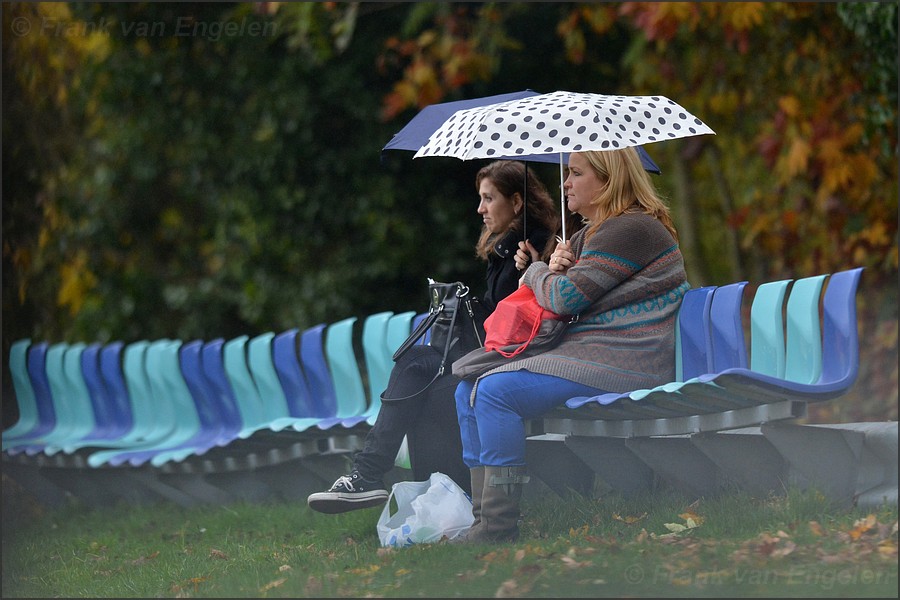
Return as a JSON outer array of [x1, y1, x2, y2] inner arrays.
[[307, 490, 389, 514]]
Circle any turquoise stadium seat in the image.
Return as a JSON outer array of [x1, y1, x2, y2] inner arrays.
[[361, 312, 393, 407], [107, 340, 156, 449], [119, 340, 156, 446], [314, 317, 369, 429], [748, 279, 792, 378], [325, 317, 368, 420], [385, 312, 416, 355], [784, 274, 828, 384], [247, 332, 287, 423], [3, 340, 41, 443], [223, 335, 285, 438], [247, 331, 322, 432]]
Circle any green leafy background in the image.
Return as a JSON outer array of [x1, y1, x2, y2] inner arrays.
[[3, 2, 897, 426]]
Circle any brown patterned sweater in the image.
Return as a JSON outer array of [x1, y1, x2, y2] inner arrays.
[[475, 212, 690, 394]]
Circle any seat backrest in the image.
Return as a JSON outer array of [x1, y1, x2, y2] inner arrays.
[[80, 342, 119, 436], [200, 338, 243, 432], [121, 340, 154, 442], [153, 340, 201, 443], [25, 342, 56, 438], [325, 317, 368, 419], [386, 311, 416, 355], [247, 332, 292, 423], [179, 339, 223, 433], [144, 339, 183, 443], [299, 324, 337, 417], [272, 328, 313, 418], [141, 339, 180, 441], [6, 339, 38, 436], [676, 286, 716, 381], [62, 343, 96, 438], [412, 312, 432, 345], [709, 281, 749, 372], [223, 335, 268, 431], [40, 342, 89, 445], [43, 343, 70, 434], [749, 279, 791, 378], [362, 311, 393, 403], [99, 341, 134, 433], [820, 267, 863, 385], [784, 274, 828, 384]]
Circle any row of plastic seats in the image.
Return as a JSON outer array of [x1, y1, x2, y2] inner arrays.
[[565, 267, 864, 418], [3, 310, 428, 467]]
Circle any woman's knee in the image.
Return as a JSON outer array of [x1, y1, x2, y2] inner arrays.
[[471, 374, 520, 414], [455, 380, 473, 415]]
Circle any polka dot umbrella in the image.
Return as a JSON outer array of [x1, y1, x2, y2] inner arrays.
[[382, 89, 661, 175], [414, 90, 715, 238]]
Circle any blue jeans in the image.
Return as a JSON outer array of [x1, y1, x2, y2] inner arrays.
[[454, 371, 607, 467]]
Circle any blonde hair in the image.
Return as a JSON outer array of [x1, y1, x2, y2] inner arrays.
[[579, 148, 678, 241], [474, 161, 559, 261]]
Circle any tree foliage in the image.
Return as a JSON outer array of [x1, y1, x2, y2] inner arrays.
[[3, 2, 896, 423]]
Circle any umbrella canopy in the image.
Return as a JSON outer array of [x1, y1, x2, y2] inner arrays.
[[382, 90, 661, 174], [412, 90, 714, 238], [413, 90, 715, 161]]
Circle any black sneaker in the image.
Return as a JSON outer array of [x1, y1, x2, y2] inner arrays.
[[307, 471, 389, 514]]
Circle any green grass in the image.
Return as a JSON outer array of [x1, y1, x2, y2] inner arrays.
[[2, 479, 897, 598]]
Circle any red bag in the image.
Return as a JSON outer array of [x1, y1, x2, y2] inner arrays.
[[484, 286, 563, 358]]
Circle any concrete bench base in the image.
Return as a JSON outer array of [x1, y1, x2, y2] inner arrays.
[[526, 421, 898, 509]]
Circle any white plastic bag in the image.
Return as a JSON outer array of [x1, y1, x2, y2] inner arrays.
[[376, 472, 474, 547]]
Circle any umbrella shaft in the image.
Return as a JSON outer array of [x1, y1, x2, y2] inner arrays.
[[559, 154, 566, 241]]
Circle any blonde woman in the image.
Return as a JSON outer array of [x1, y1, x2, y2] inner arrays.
[[455, 147, 690, 543]]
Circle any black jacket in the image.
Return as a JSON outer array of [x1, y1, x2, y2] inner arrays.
[[483, 226, 551, 312]]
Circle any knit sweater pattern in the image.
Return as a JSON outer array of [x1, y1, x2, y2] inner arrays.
[[480, 212, 690, 394]]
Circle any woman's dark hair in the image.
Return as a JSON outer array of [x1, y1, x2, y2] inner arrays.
[[474, 161, 559, 261]]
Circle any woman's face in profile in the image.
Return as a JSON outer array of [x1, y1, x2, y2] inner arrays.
[[564, 153, 605, 219], [477, 177, 520, 234]]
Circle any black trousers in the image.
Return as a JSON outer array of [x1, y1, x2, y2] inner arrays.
[[353, 345, 470, 495]]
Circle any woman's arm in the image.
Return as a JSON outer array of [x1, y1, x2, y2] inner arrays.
[[523, 214, 677, 315]]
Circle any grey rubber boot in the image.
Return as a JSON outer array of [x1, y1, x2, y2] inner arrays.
[[450, 466, 485, 543], [468, 466, 486, 532], [461, 465, 529, 543]]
